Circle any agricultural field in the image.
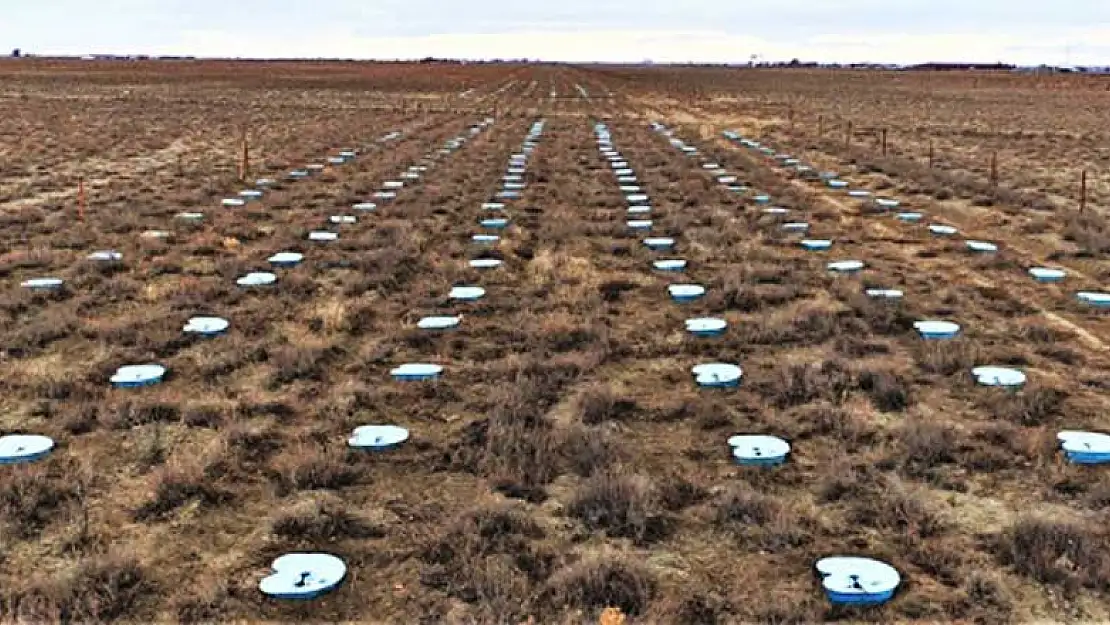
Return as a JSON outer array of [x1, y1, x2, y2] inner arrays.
[[1, 60, 1109, 624]]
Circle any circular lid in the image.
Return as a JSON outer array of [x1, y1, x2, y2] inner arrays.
[[627, 194, 650, 204], [329, 215, 357, 224], [644, 237, 675, 247], [828, 260, 865, 272], [753, 195, 771, 202], [21, 278, 63, 288], [669, 284, 706, 297], [0, 434, 55, 462], [237, 272, 277, 286], [782, 222, 809, 230], [259, 553, 347, 598], [472, 234, 500, 243], [503, 182, 525, 190], [111, 363, 166, 384], [255, 178, 276, 186], [308, 232, 338, 241], [1057, 431, 1110, 453], [1077, 291, 1110, 303], [764, 207, 791, 215], [469, 259, 502, 269], [627, 220, 653, 228], [614, 169, 634, 176], [1029, 267, 1065, 279], [847, 190, 872, 198], [269, 252, 303, 264], [702, 162, 721, 169], [801, 239, 833, 247], [653, 259, 687, 270], [417, 315, 461, 330], [627, 206, 652, 214], [971, 366, 1026, 387], [874, 198, 900, 208], [141, 230, 170, 238], [619, 185, 641, 193], [306, 163, 326, 171], [692, 362, 742, 384], [221, 198, 246, 207], [391, 363, 444, 376], [865, 288, 904, 299], [914, 320, 961, 335], [728, 434, 790, 460], [239, 190, 263, 199], [372, 191, 397, 200], [896, 212, 923, 220], [816, 557, 901, 596], [349, 425, 410, 449], [480, 218, 508, 227], [827, 180, 849, 188], [383, 180, 405, 189], [928, 224, 957, 234], [482, 202, 506, 211], [718, 175, 737, 183], [184, 316, 230, 334], [353, 202, 377, 211], [966, 240, 998, 251], [686, 317, 727, 332], [450, 286, 485, 300], [177, 211, 204, 220], [88, 250, 122, 261]]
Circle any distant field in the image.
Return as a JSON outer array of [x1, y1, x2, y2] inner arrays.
[[1, 60, 1109, 623]]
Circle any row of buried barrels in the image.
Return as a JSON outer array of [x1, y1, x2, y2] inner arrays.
[[594, 120, 897, 606], [646, 117, 1110, 606], [5, 118, 506, 601]]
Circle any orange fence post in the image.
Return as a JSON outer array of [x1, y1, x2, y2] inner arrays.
[[1080, 170, 1087, 213]]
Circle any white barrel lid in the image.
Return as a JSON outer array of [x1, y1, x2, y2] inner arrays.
[[619, 185, 641, 193], [237, 272, 277, 286], [259, 553, 347, 598], [184, 316, 229, 334], [480, 218, 509, 226], [764, 207, 790, 215], [644, 237, 674, 247], [782, 222, 809, 230], [627, 194, 650, 204], [686, 317, 727, 332], [450, 286, 485, 300], [626, 218, 653, 228], [391, 363, 443, 376], [469, 259, 502, 269], [914, 320, 961, 335], [417, 315, 461, 329], [141, 230, 170, 238], [669, 284, 706, 297], [349, 425, 410, 449], [482, 202, 506, 211], [1058, 431, 1110, 453], [928, 224, 958, 234], [801, 239, 833, 247], [0, 434, 55, 463], [472, 234, 500, 242], [111, 363, 166, 384], [1077, 291, 1110, 303], [971, 366, 1026, 387], [383, 180, 404, 189], [817, 557, 900, 596], [22, 277, 64, 288], [728, 434, 790, 460], [308, 231, 338, 241], [177, 211, 204, 220], [1029, 267, 1066, 279], [372, 191, 397, 200], [627, 206, 652, 214], [221, 198, 246, 207], [653, 259, 687, 270], [353, 202, 377, 211], [828, 260, 865, 272], [874, 198, 900, 208], [268, 252, 303, 264], [847, 190, 872, 198], [966, 240, 998, 252], [88, 250, 122, 261], [239, 190, 263, 199], [692, 362, 742, 384], [329, 215, 357, 224], [865, 288, 904, 299]]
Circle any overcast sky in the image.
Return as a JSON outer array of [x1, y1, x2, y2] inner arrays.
[[5, 1, 1109, 65]]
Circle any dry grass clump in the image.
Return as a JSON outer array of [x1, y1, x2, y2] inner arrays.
[[540, 556, 657, 618], [2, 555, 149, 622], [993, 517, 1110, 592], [567, 470, 672, 545]]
